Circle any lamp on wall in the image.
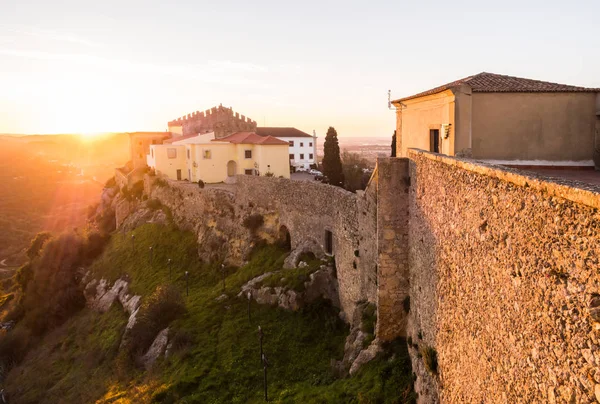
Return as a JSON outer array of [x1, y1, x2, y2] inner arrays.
[[442, 123, 452, 139]]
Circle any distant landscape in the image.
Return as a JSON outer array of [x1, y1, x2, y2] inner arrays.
[[0, 133, 129, 266], [0, 133, 391, 267]]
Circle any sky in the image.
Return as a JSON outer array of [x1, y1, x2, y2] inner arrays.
[[1, 0, 599, 137]]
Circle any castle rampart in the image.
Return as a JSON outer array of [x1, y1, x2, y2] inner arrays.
[[407, 149, 600, 403], [168, 105, 257, 138]]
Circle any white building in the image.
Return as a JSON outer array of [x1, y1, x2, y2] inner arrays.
[[256, 127, 317, 170]]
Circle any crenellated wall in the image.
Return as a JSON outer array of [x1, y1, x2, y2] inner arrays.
[[407, 149, 600, 403], [167, 105, 257, 138]]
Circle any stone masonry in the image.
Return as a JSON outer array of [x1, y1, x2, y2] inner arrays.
[[168, 104, 257, 138], [407, 149, 600, 403], [376, 158, 410, 341]]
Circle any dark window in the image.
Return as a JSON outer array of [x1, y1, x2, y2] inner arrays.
[[324, 230, 333, 254], [245, 150, 252, 159], [176, 169, 182, 180], [300, 153, 304, 159], [187, 149, 190, 159], [430, 129, 440, 153], [309, 153, 313, 159], [309, 142, 313, 147], [289, 153, 294, 160], [289, 141, 294, 147], [244, 169, 254, 175], [300, 142, 304, 147]]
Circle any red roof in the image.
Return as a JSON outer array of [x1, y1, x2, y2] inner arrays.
[[393, 72, 600, 103], [256, 127, 313, 138], [212, 132, 289, 145]]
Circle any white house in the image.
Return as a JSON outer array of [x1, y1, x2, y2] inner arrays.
[[256, 127, 317, 170]]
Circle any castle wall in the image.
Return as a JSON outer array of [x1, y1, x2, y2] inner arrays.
[[376, 158, 410, 341], [168, 106, 257, 138], [143, 174, 380, 322], [407, 149, 600, 403]]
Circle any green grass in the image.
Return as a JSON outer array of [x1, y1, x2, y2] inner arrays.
[[4, 304, 128, 404], [6, 224, 415, 403], [256, 254, 323, 292]]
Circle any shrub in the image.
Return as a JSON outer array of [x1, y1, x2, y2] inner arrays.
[[147, 198, 163, 211], [96, 207, 116, 234], [361, 303, 377, 335], [421, 346, 438, 375], [0, 327, 33, 368], [105, 176, 117, 188], [130, 180, 144, 200], [154, 178, 168, 188], [264, 172, 274, 177], [242, 214, 264, 232], [126, 285, 186, 360], [198, 180, 205, 189], [26, 232, 52, 260]]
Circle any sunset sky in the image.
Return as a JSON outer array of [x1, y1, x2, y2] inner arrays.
[[1, 0, 599, 137]]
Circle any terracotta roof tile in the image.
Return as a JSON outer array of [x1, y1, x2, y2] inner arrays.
[[256, 127, 313, 138], [392, 72, 600, 103], [212, 132, 289, 145]]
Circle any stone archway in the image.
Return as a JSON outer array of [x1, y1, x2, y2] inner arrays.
[[227, 160, 237, 177], [278, 225, 292, 251]]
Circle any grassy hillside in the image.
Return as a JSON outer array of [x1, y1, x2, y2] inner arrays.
[[4, 224, 415, 403]]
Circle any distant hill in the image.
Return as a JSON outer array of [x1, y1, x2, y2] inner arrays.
[[0, 133, 130, 265]]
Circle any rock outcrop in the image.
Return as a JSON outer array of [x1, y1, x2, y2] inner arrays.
[[238, 263, 339, 312]]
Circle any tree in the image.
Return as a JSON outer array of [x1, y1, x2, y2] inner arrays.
[[391, 130, 397, 157], [341, 151, 370, 192], [322, 127, 345, 187]]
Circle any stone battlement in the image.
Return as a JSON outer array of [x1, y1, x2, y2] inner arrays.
[[167, 104, 257, 138]]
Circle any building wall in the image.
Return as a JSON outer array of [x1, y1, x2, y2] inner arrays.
[[397, 91, 456, 158], [129, 132, 171, 170], [471, 92, 598, 162], [255, 144, 291, 178], [283, 136, 316, 169], [148, 145, 187, 180], [407, 149, 600, 403], [151, 142, 290, 183]]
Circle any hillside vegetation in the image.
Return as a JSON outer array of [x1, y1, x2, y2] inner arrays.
[[1, 224, 415, 403]]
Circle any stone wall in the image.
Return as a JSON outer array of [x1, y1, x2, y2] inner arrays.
[[407, 149, 600, 403], [376, 158, 410, 341], [168, 105, 257, 138], [142, 173, 381, 322]]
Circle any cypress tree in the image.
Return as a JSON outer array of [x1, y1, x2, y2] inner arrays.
[[391, 130, 397, 157], [322, 127, 345, 187]]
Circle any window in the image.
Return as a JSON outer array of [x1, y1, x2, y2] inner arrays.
[[139, 153, 143, 159], [300, 153, 304, 160], [167, 148, 177, 159], [309, 153, 313, 159], [203, 150, 212, 159], [289, 153, 294, 160], [139, 141, 142, 146], [309, 142, 313, 147], [429, 129, 440, 153], [324, 230, 333, 255], [245, 150, 252, 159], [244, 169, 254, 175], [151, 149, 154, 158], [300, 142, 304, 147], [187, 149, 190, 159], [289, 141, 294, 147]]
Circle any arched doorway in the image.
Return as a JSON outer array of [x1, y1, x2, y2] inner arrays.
[[278, 225, 292, 251], [227, 160, 237, 177]]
